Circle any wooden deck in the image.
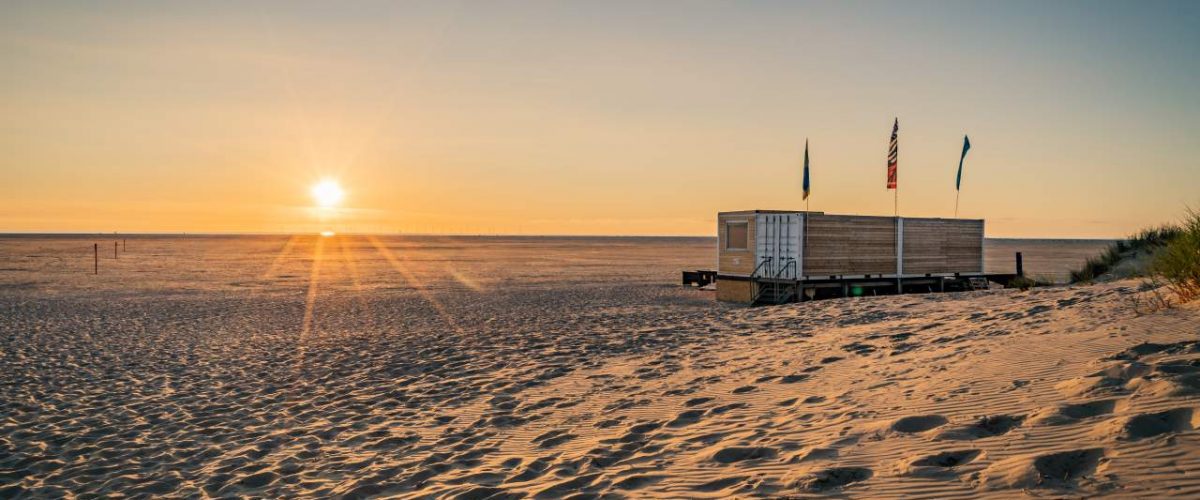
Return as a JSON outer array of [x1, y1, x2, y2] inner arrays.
[[713, 272, 1019, 305]]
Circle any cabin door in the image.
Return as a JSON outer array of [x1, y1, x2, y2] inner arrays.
[[754, 213, 803, 280]]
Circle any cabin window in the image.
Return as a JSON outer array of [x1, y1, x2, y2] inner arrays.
[[726, 222, 748, 250]]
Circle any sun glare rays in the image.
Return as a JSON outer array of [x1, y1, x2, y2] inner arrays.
[[279, 234, 465, 366], [366, 235, 466, 336], [300, 236, 325, 345], [446, 265, 485, 292], [261, 235, 300, 280], [337, 235, 371, 313]]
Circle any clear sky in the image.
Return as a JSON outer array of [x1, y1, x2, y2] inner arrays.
[[3, 1, 1197, 237]]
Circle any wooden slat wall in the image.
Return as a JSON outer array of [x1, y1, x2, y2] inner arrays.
[[718, 213, 756, 275], [903, 218, 984, 274], [719, 212, 984, 279], [804, 215, 897, 275]]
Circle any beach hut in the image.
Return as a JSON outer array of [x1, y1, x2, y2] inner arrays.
[[716, 210, 989, 304]]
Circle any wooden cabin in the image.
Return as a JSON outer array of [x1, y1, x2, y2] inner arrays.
[[716, 210, 986, 303]]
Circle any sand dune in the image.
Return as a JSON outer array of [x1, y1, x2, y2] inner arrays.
[[0, 235, 1196, 498]]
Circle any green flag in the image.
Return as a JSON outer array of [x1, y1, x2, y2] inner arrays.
[[955, 135, 971, 191]]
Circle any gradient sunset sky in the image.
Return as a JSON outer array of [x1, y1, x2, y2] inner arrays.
[[3, 1, 1198, 237]]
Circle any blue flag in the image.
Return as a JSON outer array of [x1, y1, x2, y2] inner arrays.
[[955, 135, 971, 191], [802, 139, 810, 200]]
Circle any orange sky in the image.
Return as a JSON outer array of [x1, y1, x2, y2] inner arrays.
[[3, 2, 1198, 237]]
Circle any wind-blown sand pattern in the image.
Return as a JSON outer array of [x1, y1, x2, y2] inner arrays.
[[1, 235, 1195, 498]]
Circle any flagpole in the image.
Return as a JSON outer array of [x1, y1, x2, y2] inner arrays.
[[954, 190, 960, 218], [889, 118, 900, 294], [894, 165, 900, 294]]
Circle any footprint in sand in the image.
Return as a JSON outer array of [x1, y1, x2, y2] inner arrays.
[[686, 431, 728, 445], [711, 446, 778, 463], [626, 421, 663, 434], [604, 398, 651, 412], [936, 414, 1024, 440], [691, 475, 748, 492], [1033, 399, 1118, 426], [911, 449, 982, 468], [1026, 304, 1053, 316], [1107, 341, 1200, 361], [794, 466, 873, 491], [531, 429, 577, 448], [1097, 407, 1198, 440], [732, 385, 758, 394], [902, 449, 983, 478], [236, 471, 278, 490], [533, 473, 600, 498], [790, 447, 837, 463], [1159, 373, 1200, 397], [594, 417, 625, 428], [1155, 358, 1200, 374], [710, 402, 749, 414], [684, 396, 714, 407], [453, 486, 518, 499], [667, 409, 706, 428], [488, 415, 527, 428], [841, 342, 877, 356], [891, 415, 948, 433], [985, 448, 1106, 490], [505, 457, 553, 483], [613, 474, 667, 490]]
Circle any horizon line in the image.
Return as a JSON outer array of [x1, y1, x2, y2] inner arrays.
[[0, 231, 1119, 242]]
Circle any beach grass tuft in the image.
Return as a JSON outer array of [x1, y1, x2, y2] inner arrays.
[[1148, 209, 1200, 303], [1070, 223, 1183, 283], [1072, 208, 1200, 304]]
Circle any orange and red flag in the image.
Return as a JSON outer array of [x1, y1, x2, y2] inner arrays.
[[886, 118, 898, 189]]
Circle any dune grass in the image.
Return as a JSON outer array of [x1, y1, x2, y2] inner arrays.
[[1070, 225, 1182, 283], [1148, 209, 1200, 302], [1071, 209, 1200, 304]]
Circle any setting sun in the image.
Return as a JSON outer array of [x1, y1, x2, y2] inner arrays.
[[311, 180, 344, 208]]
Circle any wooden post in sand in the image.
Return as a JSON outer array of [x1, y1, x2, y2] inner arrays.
[[94, 243, 98, 274], [1015, 252, 1024, 277], [123, 239, 126, 252], [114, 241, 118, 259]]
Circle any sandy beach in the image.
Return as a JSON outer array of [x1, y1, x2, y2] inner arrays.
[[6, 0, 1199, 496], [5, 235, 1198, 497]]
